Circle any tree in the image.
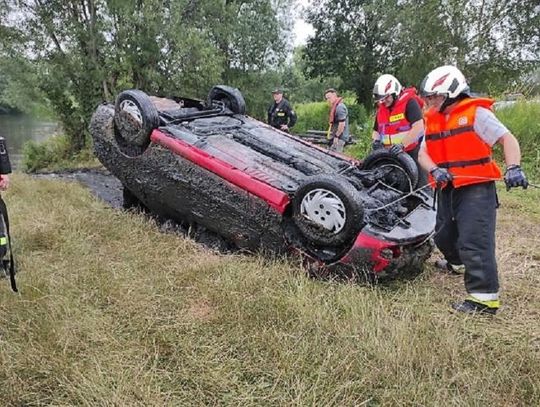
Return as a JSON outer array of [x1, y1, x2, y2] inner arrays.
[[2, 0, 293, 152], [303, 0, 540, 107], [303, 0, 400, 107]]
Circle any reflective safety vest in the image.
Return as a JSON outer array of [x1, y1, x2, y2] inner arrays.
[[376, 87, 423, 151], [424, 97, 502, 188]]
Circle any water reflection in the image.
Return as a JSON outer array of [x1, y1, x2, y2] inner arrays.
[[0, 114, 60, 168]]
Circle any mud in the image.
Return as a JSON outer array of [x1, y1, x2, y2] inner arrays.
[[33, 168, 124, 208], [33, 168, 235, 252]]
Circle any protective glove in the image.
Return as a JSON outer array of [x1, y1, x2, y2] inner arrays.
[[504, 164, 528, 191], [430, 167, 453, 187], [371, 140, 384, 151], [388, 143, 404, 155]]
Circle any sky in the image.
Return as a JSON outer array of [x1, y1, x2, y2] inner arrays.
[[293, 19, 315, 46], [293, 0, 315, 47]]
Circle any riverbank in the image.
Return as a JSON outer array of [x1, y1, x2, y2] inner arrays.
[[0, 173, 539, 405]]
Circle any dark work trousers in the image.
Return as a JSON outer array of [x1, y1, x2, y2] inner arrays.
[[0, 212, 6, 260], [435, 181, 499, 294], [406, 144, 428, 189]]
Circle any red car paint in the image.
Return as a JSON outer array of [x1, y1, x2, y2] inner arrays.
[[151, 129, 290, 213]]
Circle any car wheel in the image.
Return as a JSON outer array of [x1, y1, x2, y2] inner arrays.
[[114, 89, 159, 149], [208, 85, 246, 115], [292, 175, 364, 247], [361, 149, 419, 192]]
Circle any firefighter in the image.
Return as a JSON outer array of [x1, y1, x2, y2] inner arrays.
[[0, 135, 16, 291], [372, 74, 427, 186], [418, 65, 528, 315], [267, 88, 297, 133]]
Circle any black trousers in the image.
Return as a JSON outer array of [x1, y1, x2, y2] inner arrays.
[[0, 212, 6, 259], [435, 182, 499, 294]]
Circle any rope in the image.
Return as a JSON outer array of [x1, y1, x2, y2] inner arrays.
[[366, 174, 538, 213], [365, 183, 432, 212]]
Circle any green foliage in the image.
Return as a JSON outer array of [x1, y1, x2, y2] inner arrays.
[[292, 101, 330, 134], [22, 134, 98, 173], [495, 101, 540, 178], [292, 97, 368, 137], [2, 0, 292, 153], [304, 0, 540, 108]]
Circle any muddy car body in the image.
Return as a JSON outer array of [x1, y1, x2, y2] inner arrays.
[[90, 86, 435, 278]]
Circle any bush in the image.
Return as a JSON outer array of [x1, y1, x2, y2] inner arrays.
[[22, 134, 98, 172], [292, 101, 330, 134], [495, 101, 540, 179], [292, 97, 369, 138]]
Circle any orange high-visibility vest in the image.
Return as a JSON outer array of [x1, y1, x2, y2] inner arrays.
[[376, 87, 424, 151], [424, 97, 502, 188]]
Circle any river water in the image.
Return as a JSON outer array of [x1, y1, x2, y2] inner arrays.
[[0, 114, 60, 169]]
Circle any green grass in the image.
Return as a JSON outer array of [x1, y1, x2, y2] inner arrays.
[[293, 98, 368, 137], [495, 101, 540, 179], [1, 174, 539, 405]]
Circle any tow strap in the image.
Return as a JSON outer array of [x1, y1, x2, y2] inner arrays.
[[0, 196, 17, 292]]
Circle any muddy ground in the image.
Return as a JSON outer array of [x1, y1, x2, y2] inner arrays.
[[33, 168, 234, 252], [34, 168, 124, 208]]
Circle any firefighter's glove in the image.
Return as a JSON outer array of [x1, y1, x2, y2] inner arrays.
[[504, 165, 528, 191], [371, 140, 384, 151], [389, 143, 404, 155], [430, 167, 453, 187]]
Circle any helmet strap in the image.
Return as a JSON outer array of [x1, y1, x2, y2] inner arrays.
[[439, 92, 468, 112]]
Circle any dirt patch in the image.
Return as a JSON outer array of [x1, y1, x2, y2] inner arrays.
[[187, 298, 215, 322], [32, 168, 236, 253], [33, 168, 124, 208]]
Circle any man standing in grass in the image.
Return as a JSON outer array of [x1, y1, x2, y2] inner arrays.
[[418, 65, 528, 315], [0, 134, 15, 291], [324, 88, 349, 153], [267, 88, 297, 133]]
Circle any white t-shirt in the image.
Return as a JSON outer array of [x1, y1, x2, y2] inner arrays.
[[473, 107, 510, 146]]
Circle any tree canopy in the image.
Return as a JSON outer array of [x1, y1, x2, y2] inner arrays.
[[1, 0, 293, 150], [1, 0, 539, 152], [303, 0, 540, 106]]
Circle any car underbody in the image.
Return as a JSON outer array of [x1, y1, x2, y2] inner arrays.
[[90, 86, 436, 279]]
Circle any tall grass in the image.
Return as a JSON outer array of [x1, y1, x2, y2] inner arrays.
[[495, 101, 540, 178], [294, 98, 540, 179], [293, 97, 369, 137], [1, 174, 539, 405]]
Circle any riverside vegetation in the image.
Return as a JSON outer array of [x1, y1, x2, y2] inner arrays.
[[0, 167, 539, 404]]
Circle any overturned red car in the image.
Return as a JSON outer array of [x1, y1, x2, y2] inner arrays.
[[89, 85, 435, 279]]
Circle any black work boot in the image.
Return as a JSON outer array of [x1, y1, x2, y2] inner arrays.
[[451, 299, 499, 315], [435, 258, 465, 275]]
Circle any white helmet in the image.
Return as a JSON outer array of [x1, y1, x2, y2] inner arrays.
[[373, 74, 402, 100], [420, 65, 469, 98]]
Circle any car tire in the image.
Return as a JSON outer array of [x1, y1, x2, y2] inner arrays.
[[361, 149, 419, 192], [114, 89, 159, 149], [292, 174, 364, 247], [208, 85, 246, 115]]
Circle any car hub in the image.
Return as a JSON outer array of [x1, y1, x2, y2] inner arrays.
[[119, 100, 143, 126], [300, 188, 346, 233]]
